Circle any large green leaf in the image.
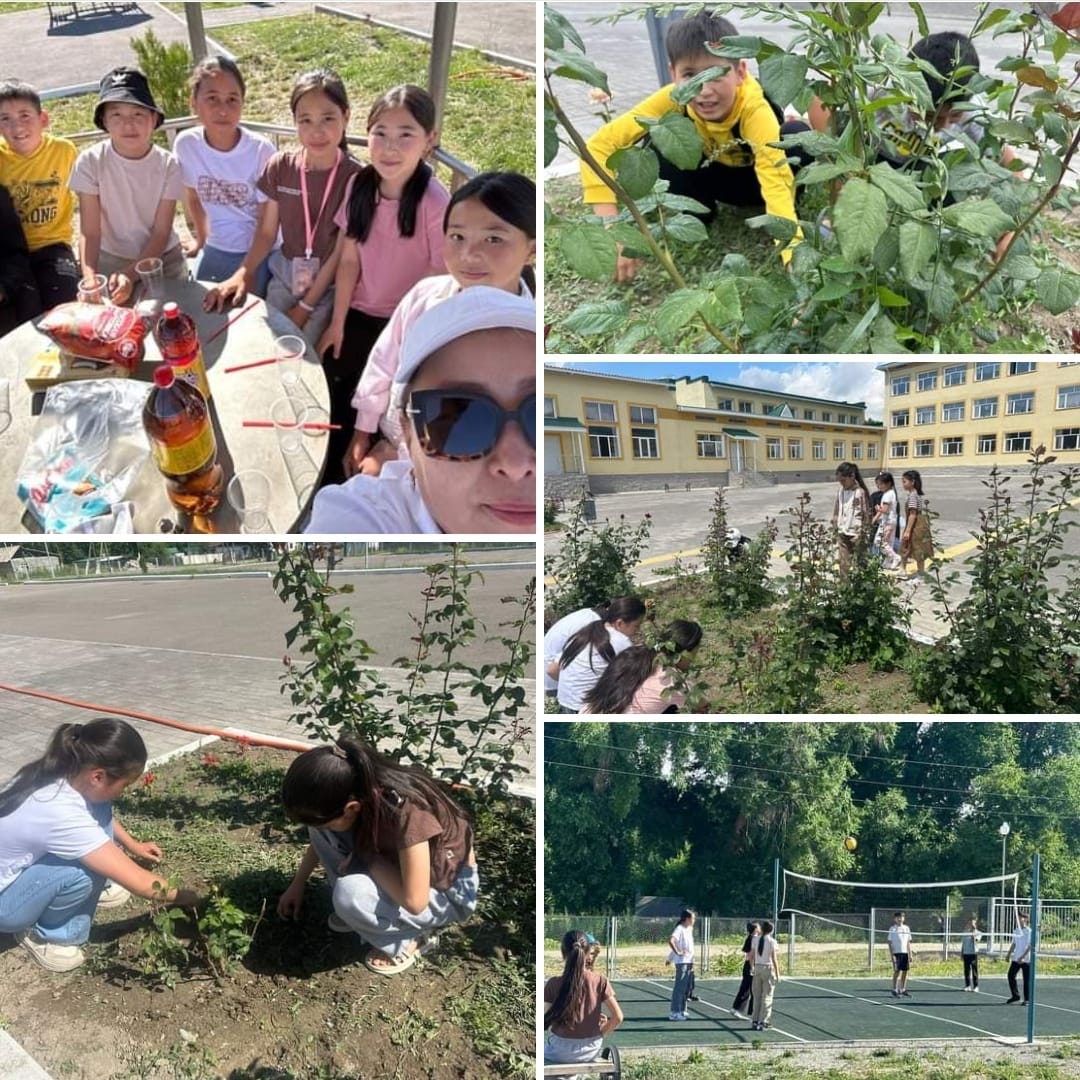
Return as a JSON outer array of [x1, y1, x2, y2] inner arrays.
[[796, 161, 857, 186], [838, 299, 881, 352], [941, 199, 1014, 238], [703, 278, 743, 328], [664, 213, 709, 245], [759, 53, 809, 109], [611, 321, 651, 353], [834, 179, 888, 263], [560, 224, 617, 281], [899, 220, 936, 279], [544, 6, 585, 52], [704, 35, 762, 59], [563, 300, 631, 337], [670, 66, 734, 106], [546, 49, 610, 94], [648, 112, 703, 171], [867, 162, 924, 212], [608, 146, 659, 200], [1036, 269, 1080, 315], [745, 214, 800, 241], [544, 107, 559, 168], [657, 288, 712, 343]]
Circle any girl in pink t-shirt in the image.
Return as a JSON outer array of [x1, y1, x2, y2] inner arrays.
[[582, 620, 703, 714], [318, 85, 448, 485], [343, 171, 536, 478]]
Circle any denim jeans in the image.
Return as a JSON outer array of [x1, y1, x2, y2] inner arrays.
[[193, 243, 271, 297], [671, 962, 693, 1014], [308, 825, 480, 958], [0, 800, 112, 945]]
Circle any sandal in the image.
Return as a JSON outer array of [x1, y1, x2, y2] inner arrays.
[[364, 948, 418, 976]]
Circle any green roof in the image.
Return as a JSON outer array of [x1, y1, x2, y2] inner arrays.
[[722, 427, 759, 439], [544, 417, 587, 432]]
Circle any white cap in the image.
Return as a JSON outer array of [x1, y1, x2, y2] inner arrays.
[[389, 286, 536, 410]]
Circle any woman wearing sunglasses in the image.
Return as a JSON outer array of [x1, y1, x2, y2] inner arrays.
[[306, 286, 535, 534]]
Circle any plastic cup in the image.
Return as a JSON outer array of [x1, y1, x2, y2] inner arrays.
[[226, 469, 273, 534], [77, 274, 108, 304], [271, 396, 306, 457], [275, 334, 305, 393], [302, 404, 331, 440], [135, 257, 164, 305]]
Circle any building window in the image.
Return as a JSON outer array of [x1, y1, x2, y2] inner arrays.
[[739, 401, 754, 414], [916, 406, 935, 425], [891, 409, 910, 427], [804, 409, 815, 421], [544, 397, 557, 418], [632, 427, 659, 458], [812, 440, 826, 460], [1009, 361, 1036, 375], [789, 439, 803, 460], [917, 370, 938, 392], [973, 396, 998, 419], [891, 376, 911, 396], [1004, 431, 1032, 453], [868, 443, 878, 459], [717, 398, 733, 411], [891, 441, 909, 458], [821, 411, 832, 422], [942, 401, 965, 422], [1007, 392, 1034, 415], [975, 361, 1000, 382], [941, 436, 963, 456], [766, 437, 782, 460], [588, 425, 619, 458], [944, 364, 967, 387], [697, 433, 725, 458], [1057, 385, 1080, 410], [1055, 428, 1080, 451], [977, 434, 997, 454], [629, 405, 657, 425], [833, 441, 845, 460], [852, 441, 863, 459], [915, 439, 934, 458], [584, 400, 616, 423]]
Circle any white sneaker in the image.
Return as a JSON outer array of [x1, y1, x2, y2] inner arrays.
[[98, 882, 131, 909], [962, 986, 972, 992], [669, 1012, 687, 1021], [732, 1009, 748, 1019], [973, 987, 980, 993], [15, 929, 86, 972]]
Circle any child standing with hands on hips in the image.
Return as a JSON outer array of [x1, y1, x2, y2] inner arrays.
[[317, 85, 449, 485], [204, 69, 360, 345], [900, 469, 933, 579], [0, 719, 198, 972]]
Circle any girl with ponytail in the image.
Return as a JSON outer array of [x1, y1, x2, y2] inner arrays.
[[543, 929, 623, 1065], [0, 719, 198, 972], [277, 737, 477, 975]]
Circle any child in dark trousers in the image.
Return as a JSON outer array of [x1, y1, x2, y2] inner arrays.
[[0, 183, 39, 334], [581, 12, 809, 282], [732, 921, 760, 1017]]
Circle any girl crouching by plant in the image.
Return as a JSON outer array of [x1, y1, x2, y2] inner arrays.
[[582, 620, 703, 714], [0, 719, 198, 972], [544, 928, 623, 1065], [277, 738, 478, 976]]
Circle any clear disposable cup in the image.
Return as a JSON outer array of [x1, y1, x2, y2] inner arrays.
[[77, 274, 108, 304], [302, 404, 331, 440], [226, 469, 273, 534], [135, 257, 164, 303], [271, 396, 306, 456], [275, 334, 305, 392]]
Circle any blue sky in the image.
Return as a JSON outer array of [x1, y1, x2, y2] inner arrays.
[[544, 360, 887, 419]]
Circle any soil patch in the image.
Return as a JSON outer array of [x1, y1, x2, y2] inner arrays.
[[0, 745, 534, 1080]]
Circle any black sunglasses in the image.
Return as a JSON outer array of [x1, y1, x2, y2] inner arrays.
[[406, 390, 536, 460]]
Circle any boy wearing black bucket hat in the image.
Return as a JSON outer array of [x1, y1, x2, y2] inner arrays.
[[69, 66, 186, 304]]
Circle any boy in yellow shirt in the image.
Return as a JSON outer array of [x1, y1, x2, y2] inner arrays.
[[0, 80, 79, 311], [581, 13, 807, 282]]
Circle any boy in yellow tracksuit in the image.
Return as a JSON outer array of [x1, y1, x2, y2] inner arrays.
[[581, 13, 806, 281]]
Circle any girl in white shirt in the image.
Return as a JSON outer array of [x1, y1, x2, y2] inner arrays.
[[831, 461, 871, 578], [553, 598, 646, 713], [871, 471, 902, 571], [0, 719, 197, 972], [750, 919, 781, 1030], [667, 909, 696, 1020], [545, 597, 645, 700]]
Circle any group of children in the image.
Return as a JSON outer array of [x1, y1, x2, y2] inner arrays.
[[0, 719, 478, 977], [0, 56, 536, 535], [580, 12, 1015, 275], [543, 597, 704, 714]]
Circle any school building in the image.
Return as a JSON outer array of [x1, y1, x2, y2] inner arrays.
[[543, 367, 886, 498], [878, 362, 1080, 468]]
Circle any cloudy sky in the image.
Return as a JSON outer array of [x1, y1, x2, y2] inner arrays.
[[544, 360, 887, 419]]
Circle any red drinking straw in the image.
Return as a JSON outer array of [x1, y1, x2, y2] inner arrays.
[[205, 297, 260, 345], [242, 420, 341, 431], [223, 357, 278, 374]]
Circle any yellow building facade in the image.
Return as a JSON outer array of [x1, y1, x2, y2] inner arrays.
[[544, 367, 886, 496], [879, 361, 1080, 467]]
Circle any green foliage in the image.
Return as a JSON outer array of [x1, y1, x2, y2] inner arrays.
[[273, 546, 533, 790], [701, 487, 777, 613], [544, 493, 652, 621], [130, 29, 192, 120], [138, 881, 189, 989], [544, 3, 1080, 352], [910, 449, 1080, 713]]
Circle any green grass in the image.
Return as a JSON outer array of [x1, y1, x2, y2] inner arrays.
[[0, 3, 45, 14], [161, 1, 248, 11]]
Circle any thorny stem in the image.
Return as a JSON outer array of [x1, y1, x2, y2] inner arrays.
[[545, 76, 741, 352]]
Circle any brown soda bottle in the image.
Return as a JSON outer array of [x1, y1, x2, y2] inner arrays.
[[143, 363, 224, 531], [154, 301, 211, 401]]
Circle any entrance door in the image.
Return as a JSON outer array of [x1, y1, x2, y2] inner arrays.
[[545, 434, 564, 475], [730, 439, 743, 473]]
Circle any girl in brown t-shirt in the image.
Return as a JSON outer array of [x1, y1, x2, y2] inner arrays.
[[544, 930, 623, 1064], [277, 738, 477, 976]]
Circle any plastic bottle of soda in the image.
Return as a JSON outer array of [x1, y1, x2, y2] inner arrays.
[[154, 301, 211, 401], [143, 363, 224, 531]]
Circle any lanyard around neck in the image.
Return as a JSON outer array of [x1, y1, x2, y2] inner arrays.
[[299, 148, 342, 260]]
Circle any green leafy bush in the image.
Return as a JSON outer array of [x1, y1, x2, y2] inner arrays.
[[130, 29, 192, 120], [702, 486, 777, 613]]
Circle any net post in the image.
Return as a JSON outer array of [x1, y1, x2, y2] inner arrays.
[[1028, 853, 1040, 1045], [788, 911, 795, 975], [869, 907, 875, 972], [702, 916, 709, 975], [943, 894, 950, 962], [773, 858, 780, 925], [610, 915, 618, 980]]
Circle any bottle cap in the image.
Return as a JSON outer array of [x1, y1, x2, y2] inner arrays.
[[162, 301, 180, 319], [152, 364, 175, 388]]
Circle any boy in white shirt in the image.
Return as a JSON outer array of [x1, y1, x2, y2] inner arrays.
[[1005, 912, 1032, 1004], [667, 909, 695, 1021], [888, 910, 914, 997]]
